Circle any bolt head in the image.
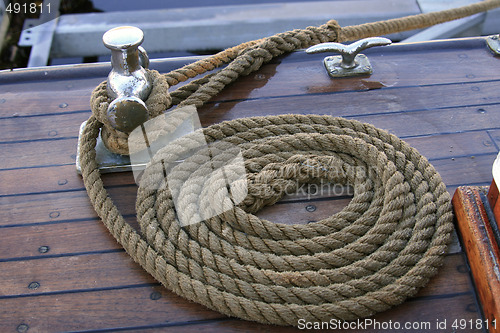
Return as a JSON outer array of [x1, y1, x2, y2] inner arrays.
[[305, 205, 316, 212]]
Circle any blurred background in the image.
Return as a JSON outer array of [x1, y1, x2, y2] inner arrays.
[[0, 0, 337, 69], [0, 0, 497, 70]]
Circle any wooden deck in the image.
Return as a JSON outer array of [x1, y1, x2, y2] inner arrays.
[[1, 37, 499, 332]]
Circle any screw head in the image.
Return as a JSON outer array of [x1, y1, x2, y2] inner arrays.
[[150, 291, 162, 300], [17, 324, 29, 333], [28, 282, 40, 290], [305, 205, 316, 212], [49, 211, 60, 219], [38, 246, 50, 254]]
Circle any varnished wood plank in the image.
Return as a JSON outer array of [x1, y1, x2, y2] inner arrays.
[[197, 80, 500, 126], [0, 193, 462, 264], [0, 197, 350, 260], [0, 251, 477, 332], [0, 139, 77, 170], [358, 106, 500, 139], [0, 89, 93, 118], [0, 164, 136, 196], [5, 290, 476, 333], [0, 40, 498, 122], [165, 294, 482, 333], [432, 153, 496, 187], [0, 121, 500, 175], [3, 39, 495, 119], [403, 132, 496, 163], [0, 180, 465, 301], [0, 184, 349, 228], [0, 251, 156, 297], [213, 42, 500, 102], [2, 102, 500, 155], [1, 70, 500, 145], [1, 153, 494, 232], [452, 187, 500, 333], [2, 39, 497, 101], [0, 128, 490, 190], [0, 285, 223, 333], [1, 250, 471, 300], [1, 37, 496, 332], [0, 219, 121, 261], [0, 187, 135, 227], [0, 111, 91, 143]]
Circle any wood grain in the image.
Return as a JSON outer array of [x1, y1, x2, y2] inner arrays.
[[0, 37, 497, 332], [0, 254, 479, 333], [164, 293, 482, 333], [0, 285, 224, 333], [453, 187, 500, 333]]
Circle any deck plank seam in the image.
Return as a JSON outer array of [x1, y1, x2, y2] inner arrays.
[[0, 215, 136, 229], [0, 109, 91, 120], [486, 130, 500, 151], [1, 77, 498, 120], [0, 277, 472, 307], [0, 248, 125, 263], [197, 78, 500, 106], [1, 128, 499, 172], [63, 318, 233, 333], [0, 282, 159, 300], [344, 102, 500, 121], [0, 183, 132, 198], [0, 136, 79, 145]]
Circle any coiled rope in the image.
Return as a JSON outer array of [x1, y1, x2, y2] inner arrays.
[[80, 0, 499, 326]]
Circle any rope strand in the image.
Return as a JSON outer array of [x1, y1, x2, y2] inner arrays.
[[79, 1, 500, 325]]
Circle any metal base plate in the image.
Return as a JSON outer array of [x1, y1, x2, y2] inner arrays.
[[75, 121, 147, 174], [487, 35, 500, 56], [323, 54, 372, 78]]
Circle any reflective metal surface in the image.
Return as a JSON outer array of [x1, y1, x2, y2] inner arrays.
[[487, 34, 500, 56], [103, 26, 152, 133], [306, 37, 392, 78]]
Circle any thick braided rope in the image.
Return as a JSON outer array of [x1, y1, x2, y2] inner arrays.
[[91, 0, 500, 154], [78, 1, 500, 325], [79, 114, 453, 325]]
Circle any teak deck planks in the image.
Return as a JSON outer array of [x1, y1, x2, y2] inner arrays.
[[1, 37, 498, 332]]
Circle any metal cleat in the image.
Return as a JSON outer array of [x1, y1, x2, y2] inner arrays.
[[306, 37, 392, 78]]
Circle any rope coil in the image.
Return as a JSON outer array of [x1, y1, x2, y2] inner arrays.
[[80, 0, 500, 326], [80, 114, 454, 325]]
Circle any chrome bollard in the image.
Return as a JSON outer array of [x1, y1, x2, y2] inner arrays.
[[103, 26, 151, 133]]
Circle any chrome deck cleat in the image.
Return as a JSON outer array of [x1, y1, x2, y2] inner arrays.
[[306, 37, 392, 78]]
